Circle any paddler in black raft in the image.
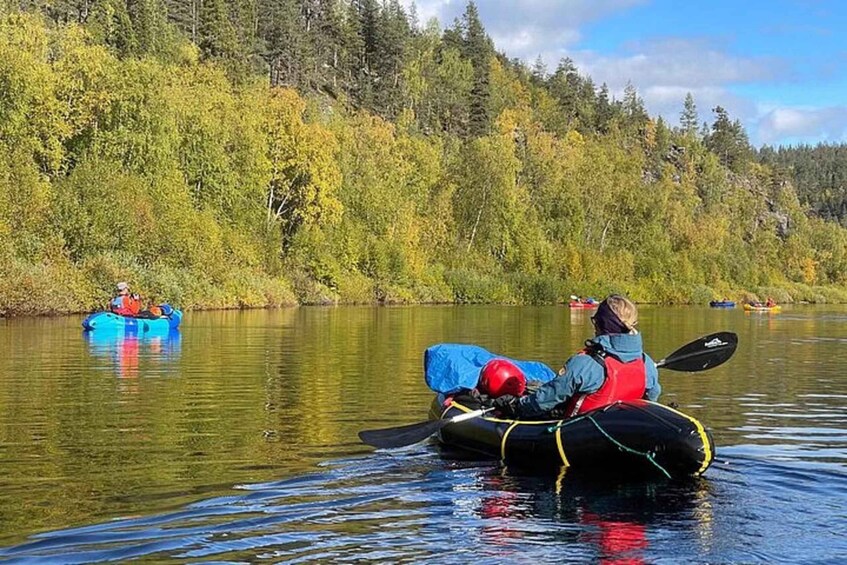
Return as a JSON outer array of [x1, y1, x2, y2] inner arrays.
[[492, 294, 661, 419]]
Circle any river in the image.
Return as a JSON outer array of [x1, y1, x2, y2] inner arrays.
[[0, 306, 845, 562]]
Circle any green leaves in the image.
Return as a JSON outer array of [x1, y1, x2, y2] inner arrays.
[[1, 7, 847, 314]]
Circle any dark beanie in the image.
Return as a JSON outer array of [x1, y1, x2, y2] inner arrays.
[[591, 299, 631, 335]]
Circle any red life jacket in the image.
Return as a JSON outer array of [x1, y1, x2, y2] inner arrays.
[[562, 349, 646, 417], [110, 295, 141, 317]]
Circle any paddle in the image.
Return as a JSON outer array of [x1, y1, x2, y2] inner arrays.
[[655, 331, 737, 371], [358, 407, 495, 449], [358, 331, 738, 449]]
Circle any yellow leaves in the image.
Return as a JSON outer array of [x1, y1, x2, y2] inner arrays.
[[489, 57, 530, 118], [52, 158, 157, 260], [494, 107, 532, 138], [174, 41, 201, 66], [264, 88, 342, 231], [0, 12, 65, 173], [5, 9, 847, 307], [564, 129, 584, 148], [801, 257, 818, 285], [643, 119, 657, 151], [52, 25, 114, 147], [451, 133, 526, 257], [396, 108, 416, 131], [558, 241, 584, 281], [0, 148, 51, 253], [0, 12, 50, 55]]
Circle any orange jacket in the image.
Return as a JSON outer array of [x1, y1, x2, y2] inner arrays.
[[110, 295, 142, 317]]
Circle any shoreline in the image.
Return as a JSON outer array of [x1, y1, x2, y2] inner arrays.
[[0, 298, 841, 322]]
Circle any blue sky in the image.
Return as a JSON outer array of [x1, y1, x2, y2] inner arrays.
[[403, 0, 847, 147]]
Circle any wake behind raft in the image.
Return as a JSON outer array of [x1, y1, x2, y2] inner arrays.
[[420, 344, 715, 479]]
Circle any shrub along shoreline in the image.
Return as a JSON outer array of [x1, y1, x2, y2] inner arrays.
[[2, 274, 846, 319]]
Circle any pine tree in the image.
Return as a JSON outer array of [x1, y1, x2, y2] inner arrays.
[[548, 58, 580, 125], [595, 82, 615, 132], [705, 106, 751, 172], [257, 0, 302, 86], [312, 0, 348, 90], [441, 16, 463, 52], [530, 55, 547, 84], [373, 0, 411, 117], [347, 0, 381, 107], [622, 81, 647, 126], [462, 2, 492, 137], [199, 0, 248, 78], [129, 0, 173, 56], [166, 0, 201, 43], [680, 92, 698, 136]]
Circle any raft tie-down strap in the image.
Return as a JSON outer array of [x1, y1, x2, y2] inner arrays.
[[547, 412, 672, 479], [501, 421, 520, 460]]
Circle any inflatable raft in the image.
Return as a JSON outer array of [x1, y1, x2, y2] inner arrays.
[[568, 301, 598, 309], [743, 304, 781, 312], [709, 300, 735, 308], [82, 307, 182, 332], [429, 395, 715, 479]]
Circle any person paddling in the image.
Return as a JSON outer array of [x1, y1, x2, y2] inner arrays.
[[493, 294, 661, 418], [110, 282, 142, 317]]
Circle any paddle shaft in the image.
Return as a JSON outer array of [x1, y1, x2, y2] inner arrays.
[[358, 407, 494, 449], [450, 408, 491, 423]]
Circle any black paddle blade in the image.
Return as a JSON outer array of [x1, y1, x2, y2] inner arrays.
[[657, 331, 738, 372], [358, 419, 447, 449]]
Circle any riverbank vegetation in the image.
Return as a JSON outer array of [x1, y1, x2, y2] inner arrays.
[[1, 1, 847, 316]]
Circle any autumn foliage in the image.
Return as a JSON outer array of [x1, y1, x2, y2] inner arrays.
[[1, 6, 845, 315]]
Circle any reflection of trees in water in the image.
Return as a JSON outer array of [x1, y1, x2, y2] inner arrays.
[[470, 466, 715, 564], [7, 306, 841, 550], [85, 329, 182, 380]]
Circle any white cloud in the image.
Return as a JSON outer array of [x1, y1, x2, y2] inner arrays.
[[401, 1, 840, 146], [403, 0, 644, 56], [402, 4, 785, 126], [574, 38, 786, 90], [565, 38, 782, 132], [405, 0, 453, 23], [757, 106, 847, 145], [640, 85, 753, 128]]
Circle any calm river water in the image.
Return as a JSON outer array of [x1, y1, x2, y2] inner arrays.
[[0, 306, 845, 563]]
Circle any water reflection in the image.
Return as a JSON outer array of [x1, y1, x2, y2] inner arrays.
[[0, 450, 717, 563], [1, 306, 847, 560], [568, 306, 594, 330], [84, 329, 182, 380], [469, 467, 713, 564]]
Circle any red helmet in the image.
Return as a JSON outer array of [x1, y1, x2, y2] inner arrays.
[[478, 359, 527, 398]]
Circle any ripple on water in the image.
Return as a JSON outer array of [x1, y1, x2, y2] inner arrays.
[[2, 307, 847, 562]]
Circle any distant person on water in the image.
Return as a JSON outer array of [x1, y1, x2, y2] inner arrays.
[[493, 294, 661, 419], [110, 282, 142, 317], [765, 297, 776, 308]]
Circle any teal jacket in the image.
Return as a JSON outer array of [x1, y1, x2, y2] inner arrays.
[[515, 333, 661, 418]]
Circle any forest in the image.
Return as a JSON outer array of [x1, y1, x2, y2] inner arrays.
[[1, 0, 847, 315]]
